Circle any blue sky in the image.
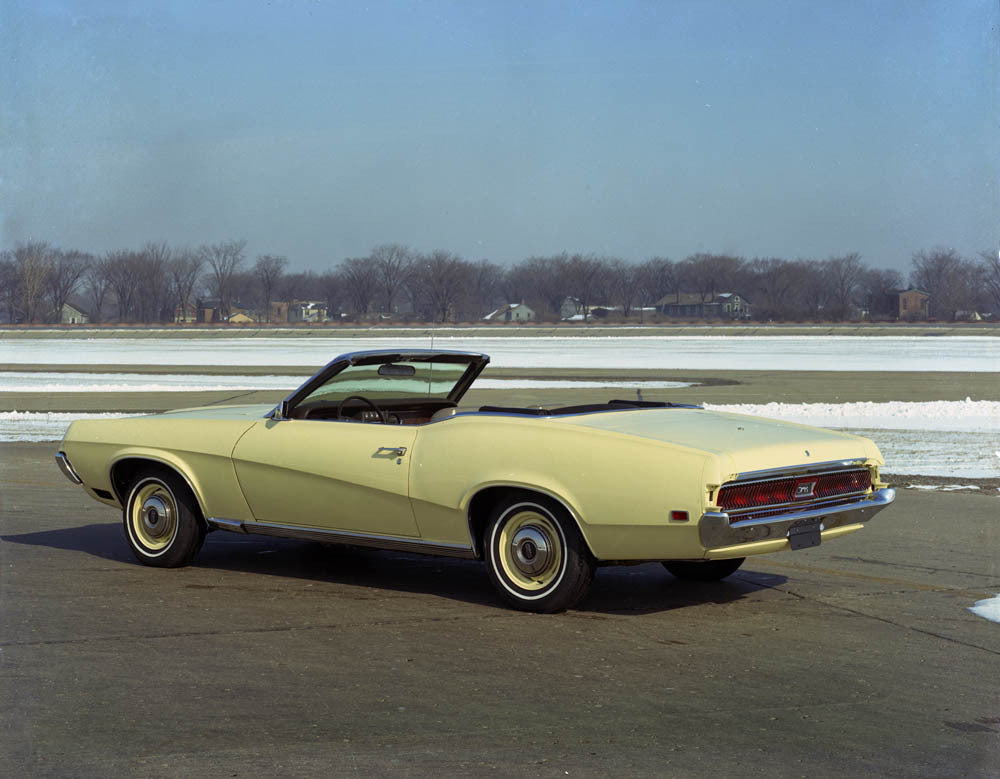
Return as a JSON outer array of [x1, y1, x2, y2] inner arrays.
[[2, 0, 996, 272]]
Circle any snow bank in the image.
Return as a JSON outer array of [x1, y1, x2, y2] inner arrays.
[[969, 595, 1000, 625]]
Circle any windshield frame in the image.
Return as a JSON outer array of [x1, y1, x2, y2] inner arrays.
[[274, 349, 490, 420]]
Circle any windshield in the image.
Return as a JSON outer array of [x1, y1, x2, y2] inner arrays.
[[300, 361, 469, 403]]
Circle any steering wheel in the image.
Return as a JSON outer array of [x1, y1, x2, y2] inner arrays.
[[336, 394, 387, 424]]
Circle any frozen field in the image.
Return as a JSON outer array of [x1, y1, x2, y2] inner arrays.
[[2, 335, 997, 372], [0, 371, 693, 393]]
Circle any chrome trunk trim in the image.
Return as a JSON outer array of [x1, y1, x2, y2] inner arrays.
[[206, 517, 477, 559], [698, 488, 895, 549], [733, 458, 868, 481]]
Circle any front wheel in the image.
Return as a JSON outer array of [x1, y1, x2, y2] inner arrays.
[[124, 468, 206, 567], [484, 494, 595, 613], [663, 557, 745, 581]]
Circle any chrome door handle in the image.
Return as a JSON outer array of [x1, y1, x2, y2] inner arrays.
[[377, 446, 407, 457]]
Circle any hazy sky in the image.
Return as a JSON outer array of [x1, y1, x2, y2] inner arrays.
[[2, 1, 996, 273]]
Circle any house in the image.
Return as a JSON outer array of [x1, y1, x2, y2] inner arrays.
[[289, 301, 327, 323], [228, 312, 255, 325], [60, 302, 90, 325], [484, 302, 536, 322], [560, 297, 582, 319], [655, 292, 751, 320], [269, 301, 290, 324], [890, 288, 930, 320]]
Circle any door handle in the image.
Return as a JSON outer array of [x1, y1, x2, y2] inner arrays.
[[377, 446, 407, 457]]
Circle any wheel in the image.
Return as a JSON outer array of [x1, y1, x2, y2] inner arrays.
[[663, 557, 744, 581], [336, 394, 386, 423], [484, 493, 595, 613], [124, 468, 206, 567]]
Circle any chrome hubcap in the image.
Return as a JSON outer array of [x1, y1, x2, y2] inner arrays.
[[140, 494, 173, 538], [510, 526, 551, 576]]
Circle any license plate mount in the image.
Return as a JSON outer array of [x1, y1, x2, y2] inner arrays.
[[787, 517, 823, 550]]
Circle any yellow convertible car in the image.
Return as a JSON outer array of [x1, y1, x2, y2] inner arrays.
[[56, 349, 894, 612]]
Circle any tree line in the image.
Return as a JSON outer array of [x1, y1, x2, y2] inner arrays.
[[1, 239, 997, 324]]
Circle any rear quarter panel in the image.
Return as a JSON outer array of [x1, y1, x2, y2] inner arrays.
[[408, 414, 714, 559], [61, 417, 258, 521]]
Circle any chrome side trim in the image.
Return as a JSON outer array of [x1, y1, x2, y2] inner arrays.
[[699, 488, 895, 549], [206, 517, 477, 559], [733, 458, 868, 481], [55, 452, 83, 485]]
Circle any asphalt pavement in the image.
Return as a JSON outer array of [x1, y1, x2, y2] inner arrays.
[[1, 442, 998, 777]]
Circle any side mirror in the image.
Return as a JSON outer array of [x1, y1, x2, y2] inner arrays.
[[274, 400, 291, 420]]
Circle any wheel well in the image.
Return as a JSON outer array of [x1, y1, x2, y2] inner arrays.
[[467, 486, 588, 560], [110, 458, 205, 523]]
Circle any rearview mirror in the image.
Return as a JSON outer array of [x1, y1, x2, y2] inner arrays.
[[378, 363, 416, 377]]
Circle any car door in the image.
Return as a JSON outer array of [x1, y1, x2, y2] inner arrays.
[[231, 417, 420, 537]]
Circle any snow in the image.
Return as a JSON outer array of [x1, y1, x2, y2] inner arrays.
[[2, 335, 996, 372], [0, 371, 693, 392], [0, 411, 137, 442], [969, 595, 1000, 625], [702, 399, 1000, 433]]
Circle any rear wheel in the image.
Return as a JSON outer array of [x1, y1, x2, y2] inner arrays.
[[663, 557, 744, 581], [484, 494, 594, 613], [124, 468, 205, 567]]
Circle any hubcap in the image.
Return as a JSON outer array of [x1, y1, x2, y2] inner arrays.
[[494, 507, 565, 593], [141, 494, 173, 538], [130, 481, 179, 553], [510, 526, 551, 575]]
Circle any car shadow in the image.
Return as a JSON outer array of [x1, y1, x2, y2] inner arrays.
[[2, 523, 788, 615]]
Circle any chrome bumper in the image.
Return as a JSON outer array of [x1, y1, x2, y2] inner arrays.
[[55, 451, 83, 485], [698, 487, 895, 549]]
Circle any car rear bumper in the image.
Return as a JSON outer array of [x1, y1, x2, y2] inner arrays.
[[698, 487, 895, 550]]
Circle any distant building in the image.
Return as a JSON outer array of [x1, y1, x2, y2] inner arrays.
[[484, 302, 536, 322], [890, 288, 930, 320], [228, 312, 255, 324], [655, 292, 751, 320], [289, 301, 327, 323], [269, 301, 290, 324], [60, 302, 91, 325]]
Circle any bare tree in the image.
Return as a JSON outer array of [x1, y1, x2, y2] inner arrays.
[[684, 253, 744, 303], [977, 250, 1000, 313], [412, 250, 472, 322], [135, 242, 171, 323], [167, 249, 203, 323], [43, 249, 91, 323], [104, 250, 143, 322], [823, 252, 865, 320], [608, 258, 642, 317], [200, 240, 246, 319], [83, 257, 111, 323], [0, 252, 17, 323], [858, 267, 903, 320], [469, 260, 504, 318], [370, 243, 412, 315], [319, 269, 343, 320], [638, 256, 679, 306], [340, 257, 378, 315], [253, 254, 288, 322], [13, 242, 54, 323], [910, 248, 982, 319]]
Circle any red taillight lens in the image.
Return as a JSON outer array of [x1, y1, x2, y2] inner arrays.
[[718, 469, 870, 513]]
